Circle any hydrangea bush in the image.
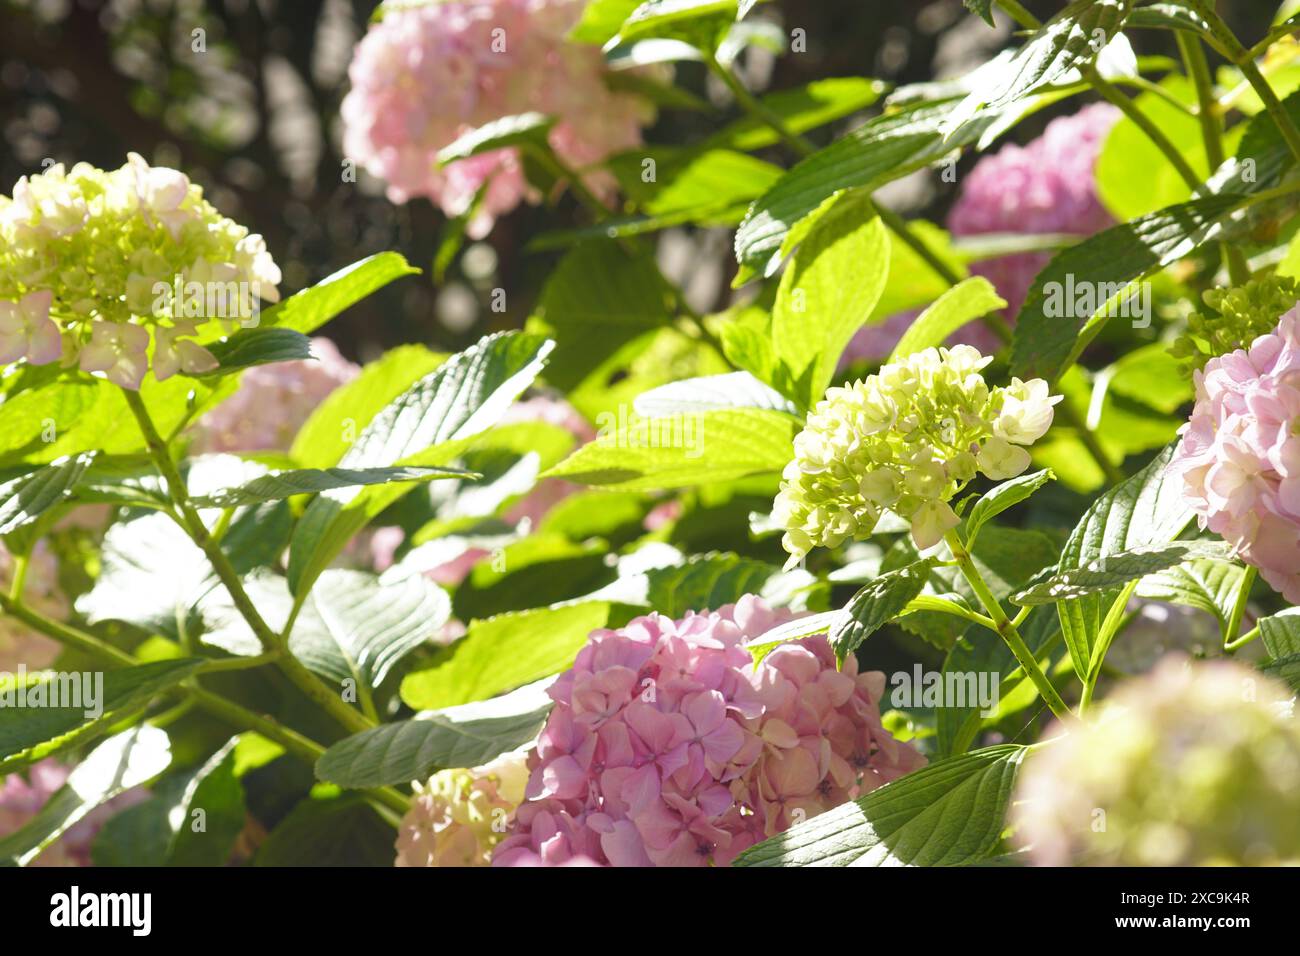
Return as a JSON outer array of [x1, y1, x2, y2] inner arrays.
[[3, 0, 1300, 872]]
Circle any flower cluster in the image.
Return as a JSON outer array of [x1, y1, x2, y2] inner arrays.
[[1171, 305, 1300, 602], [190, 336, 358, 453], [843, 104, 1119, 364], [395, 750, 529, 867], [0, 154, 281, 389], [1013, 656, 1300, 866], [341, 0, 654, 237], [0, 543, 64, 673], [1170, 275, 1299, 371], [775, 345, 1061, 565], [490, 596, 924, 867]]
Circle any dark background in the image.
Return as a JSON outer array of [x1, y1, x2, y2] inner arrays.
[[0, 0, 1284, 361]]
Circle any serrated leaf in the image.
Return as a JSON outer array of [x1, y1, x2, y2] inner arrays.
[[644, 552, 786, 617], [632, 372, 798, 416], [1136, 557, 1246, 632], [543, 407, 793, 491], [400, 602, 621, 710], [0, 726, 172, 866], [287, 332, 553, 597], [194, 327, 312, 376], [236, 252, 419, 339], [1013, 540, 1231, 605], [733, 745, 1025, 866], [707, 77, 884, 153], [1009, 195, 1244, 381], [828, 560, 935, 663], [613, 0, 738, 50], [526, 242, 673, 393], [888, 277, 1006, 362], [0, 660, 202, 773], [947, 0, 1133, 131], [1051, 444, 1195, 680], [1259, 608, 1300, 659], [289, 345, 446, 469], [774, 193, 889, 406], [437, 113, 556, 164], [964, 469, 1055, 549], [253, 794, 394, 867], [0, 452, 95, 535], [734, 99, 1010, 274], [744, 610, 841, 665], [92, 737, 245, 867], [188, 465, 470, 508], [315, 681, 552, 788]]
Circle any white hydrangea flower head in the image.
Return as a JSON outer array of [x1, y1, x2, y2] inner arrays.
[[774, 345, 1061, 565], [0, 154, 281, 389]]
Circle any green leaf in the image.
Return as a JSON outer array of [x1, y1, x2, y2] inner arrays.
[[188, 465, 470, 509], [828, 560, 935, 663], [743, 611, 841, 665], [1050, 444, 1196, 681], [0, 659, 201, 773], [400, 602, 621, 710], [734, 99, 1007, 274], [1012, 540, 1232, 605], [289, 344, 446, 469], [315, 681, 552, 789], [1136, 557, 1247, 633], [542, 407, 794, 491], [732, 745, 1026, 866], [0, 727, 172, 866], [642, 149, 783, 218], [437, 113, 556, 164], [888, 277, 1006, 362], [1105, 342, 1193, 414], [1259, 608, 1300, 659], [643, 552, 789, 617], [1095, 77, 1206, 220], [287, 332, 553, 596], [773, 193, 889, 406], [245, 252, 419, 338], [194, 327, 312, 376], [526, 242, 673, 393], [936, 607, 1060, 757], [1009, 194, 1244, 381], [570, 0, 642, 44], [633, 372, 797, 416], [707, 77, 884, 153], [963, 0, 995, 26], [947, 0, 1134, 129], [254, 793, 394, 867], [614, 0, 739, 49], [0, 452, 95, 535], [91, 736, 246, 867], [963, 469, 1055, 550]]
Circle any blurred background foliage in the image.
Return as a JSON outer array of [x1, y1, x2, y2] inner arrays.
[[0, 0, 1286, 362]]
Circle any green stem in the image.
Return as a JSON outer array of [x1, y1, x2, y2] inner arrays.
[[1225, 624, 1261, 653], [1223, 564, 1257, 652], [121, 389, 373, 736], [1089, 72, 1203, 190], [1079, 578, 1139, 715], [944, 530, 1074, 722], [8, 553, 29, 602], [1056, 398, 1125, 486], [0, 592, 409, 813], [704, 52, 816, 158]]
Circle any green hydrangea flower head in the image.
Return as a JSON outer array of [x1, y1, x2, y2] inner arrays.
[[773, 344, 1061, 567], [1014, 657, 1300, 866], [1170, 274, 1298, 371], [0, 154, 281, 389]]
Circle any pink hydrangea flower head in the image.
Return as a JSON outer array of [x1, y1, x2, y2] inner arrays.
[[841, 103, 1119, 367], [1171, 305, 1300, 602], [492, 595, 925, 867], [190, 336, 358, 453], [948, 102, 1120, 316], [341, 0, 654, 237]]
